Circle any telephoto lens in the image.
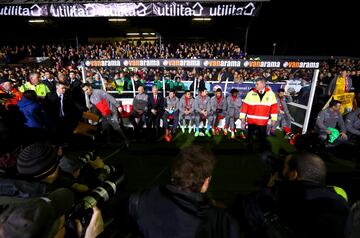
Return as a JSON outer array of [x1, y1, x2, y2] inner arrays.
[[67, 172, 125, 233], [78, 151, 95, 164]]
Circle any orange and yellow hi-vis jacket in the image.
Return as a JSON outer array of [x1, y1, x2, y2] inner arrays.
[[240, 87, 278, 126]]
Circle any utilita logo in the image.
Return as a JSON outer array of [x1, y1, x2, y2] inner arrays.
[[209, 2, 256, 16], [154, 2, 204, 16], [0, 4, 46, 16]]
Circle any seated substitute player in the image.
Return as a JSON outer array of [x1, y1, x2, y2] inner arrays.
[[194, 88, 212, 137], [178, 90, 195, 134], [163, 90, 180, 142], [225, 88, 246, 139], [210, 88, 227, 136]]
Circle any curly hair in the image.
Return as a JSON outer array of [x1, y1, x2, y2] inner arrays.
[[171, 145, 215, 193]]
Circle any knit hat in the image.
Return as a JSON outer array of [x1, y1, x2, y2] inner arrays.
[[17, 143, 59, 179], [59, 154, 82, 174]]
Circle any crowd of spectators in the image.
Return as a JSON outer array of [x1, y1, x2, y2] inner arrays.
[[1, 41, 359, 92], [0, 41, 245, 66]]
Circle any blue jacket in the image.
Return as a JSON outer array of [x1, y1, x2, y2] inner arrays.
[[18, 98, 48, 128]]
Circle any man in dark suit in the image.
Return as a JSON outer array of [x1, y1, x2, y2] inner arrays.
[[67, 71, 85, 108], [44, 82, 82, 145], [42, 70, 57, 92], [147, 85, 164, 137]]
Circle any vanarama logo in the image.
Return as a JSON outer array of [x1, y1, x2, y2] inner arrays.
[[86, 60, 121, 67], [165, 60, 201, 67], [205, 60, 241, 67], [123, 60, 160, 67], [284, 62, 320, 69], [244, 61, 280, 68]]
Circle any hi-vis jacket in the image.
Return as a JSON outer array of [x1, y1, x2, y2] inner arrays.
[[19, 82, 50, 97], [240, 87, 278, 126]]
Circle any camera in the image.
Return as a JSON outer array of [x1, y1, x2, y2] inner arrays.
[[66, 172, 125, 236], [263, 212, 294, 238], [260, 149, 288, 176], [96, 163, 122, 183], [78, 151, 96, 164]]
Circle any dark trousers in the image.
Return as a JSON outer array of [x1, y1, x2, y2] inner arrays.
[[146, 112, 162, 135], [162, 111, 179, 134], [129, 112, 146, 132], [247, 124, 267, 148]]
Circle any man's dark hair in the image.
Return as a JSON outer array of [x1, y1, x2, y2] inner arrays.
[[329, 100, 341, 108], [169, 89, 175, 93], [81, 82, 92, 89], [171, 145, 215, 193], [286, 152, 326, 184], [278, 88, 285, 93], [216, 88, 222, 93], [56, 82, 67, 87], [22, 90, 37, 101], [184, 90, 191, 94], [199, 88, 207, 93]]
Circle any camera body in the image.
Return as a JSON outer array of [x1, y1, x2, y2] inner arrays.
[[78, 151, 96, 164], [66, 171, 125, 236]]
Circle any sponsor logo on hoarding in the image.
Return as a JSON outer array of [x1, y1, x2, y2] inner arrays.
[[284, 62, 320, 69]]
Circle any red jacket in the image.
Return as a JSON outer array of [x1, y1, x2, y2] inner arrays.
[[0, 87, 22, 109]]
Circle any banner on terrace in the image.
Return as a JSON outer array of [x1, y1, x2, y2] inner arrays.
[[83, 59, 320, 69]]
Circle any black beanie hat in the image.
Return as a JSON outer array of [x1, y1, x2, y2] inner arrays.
[[17, 143, 59, 179]]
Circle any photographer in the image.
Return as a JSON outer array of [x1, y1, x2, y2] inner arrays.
[[230, 152, 351, 238], [0, 188, 104, 238], [57, 154, 90, 193], [56, 149, 121, 194], [0, 143, 61, 200], [129, 145, 240, 238], [55, 148, 129, 237]]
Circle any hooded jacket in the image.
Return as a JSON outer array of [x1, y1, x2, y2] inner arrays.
[[129, 185, 240, 238]]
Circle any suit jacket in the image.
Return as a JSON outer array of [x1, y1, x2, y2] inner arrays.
[[147, 93, 164, 114], [67, 79, 85, 107], [42, 79, 57, 92], [44, 91, 81, 122]]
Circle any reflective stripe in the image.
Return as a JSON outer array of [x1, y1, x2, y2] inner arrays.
[[247, 115, 269, 120], [245, 102, 274, 107]]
